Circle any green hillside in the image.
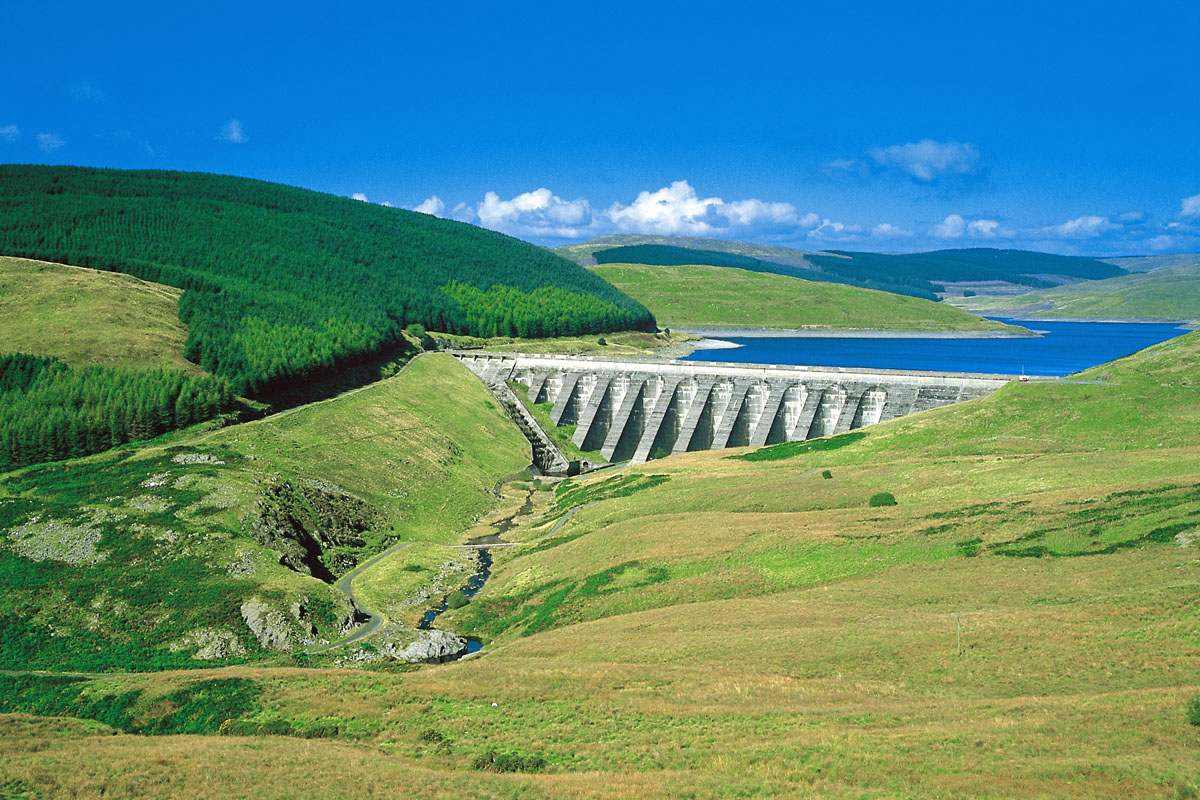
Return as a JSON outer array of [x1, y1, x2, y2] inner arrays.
[[951, 257, 1200, 322], [0, 257, 239, 473], [2, 334, 1197, 797], [0, 256, 197, 370], [0, 353, 530, 671], [589, 262, 1023, 332], [0, 165, 654, 395], [561, 235, 1125, 301]]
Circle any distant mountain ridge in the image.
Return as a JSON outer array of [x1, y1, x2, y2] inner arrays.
[[951, 257, 1200, 323], [557, 235, 1126, 302]]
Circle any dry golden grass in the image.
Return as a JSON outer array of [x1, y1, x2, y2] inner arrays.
[[2, 546, 1195, 798], [0, 255, 197, 370]]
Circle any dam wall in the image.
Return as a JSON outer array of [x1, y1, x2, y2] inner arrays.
[[454, 351, 1014, 468]]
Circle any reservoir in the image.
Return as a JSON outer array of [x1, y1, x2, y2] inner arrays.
[[682, 319, 1191, 376]]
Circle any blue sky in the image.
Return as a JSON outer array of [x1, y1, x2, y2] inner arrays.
[[2, 0, 1198, 255]]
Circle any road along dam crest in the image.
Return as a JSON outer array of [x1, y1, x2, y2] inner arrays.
[[453, 351, 1014, 471]]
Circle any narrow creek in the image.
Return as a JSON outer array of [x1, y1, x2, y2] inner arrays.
[[417, 486, 536, 657]]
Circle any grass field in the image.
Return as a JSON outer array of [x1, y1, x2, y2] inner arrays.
[[0, 353, 531, 670], [2, 334, 1198, 797], [0, 255, 198, 370], [951, 258, 1200, 322], [589, 262, 1023, 331]]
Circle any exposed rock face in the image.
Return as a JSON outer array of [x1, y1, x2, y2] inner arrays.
[[383, 630, 468, 663], [247, 479, 382, 581], [240, 597, 293, 651], [171, 452, 225, 465], [170, 628, 248, 660], [6, 518, 107, 565]]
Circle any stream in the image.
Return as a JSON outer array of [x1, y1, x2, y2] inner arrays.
[[416, 486, 536, 657]]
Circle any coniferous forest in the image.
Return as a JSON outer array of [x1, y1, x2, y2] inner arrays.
[[0, 354, 233, 471], [0, 165, 656, 396]]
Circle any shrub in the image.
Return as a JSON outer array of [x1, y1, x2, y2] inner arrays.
[[597, 337, 607, 346], [822, 470, 832, 479], [1188, 695, 1200, 726], [472, 750, 547, 773], [869, 492, 898, 507], [447, 590, 470, 610]]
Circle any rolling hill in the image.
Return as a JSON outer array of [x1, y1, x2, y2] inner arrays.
[[950, 257, 1200, 322], [558, 235, 1126, 301], [1, 325, 1197, 796], [0, 255, 198, 371], [0, 353, 530, 671], [0, 165, 655, 395], [588, 262, 1025, 332]]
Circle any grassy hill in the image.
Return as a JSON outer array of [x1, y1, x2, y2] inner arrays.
[[589, 262, 1024, 332], [1101, 252, 1200, 272], [0, 353, 530, 671], [1, 331, 1197, 795], [0, 165, 654, 395], [0, 257, 236, 473], [950, 257, 1200, 322], [560, 235, 1125, 301], [0, 256, 197, 371]]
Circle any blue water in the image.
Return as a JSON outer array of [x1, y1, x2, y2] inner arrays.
[[682, 319, 1190, 377]]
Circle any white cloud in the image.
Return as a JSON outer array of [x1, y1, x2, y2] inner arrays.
[[808, 219, 864, 242], [606, 181, 725, 235], [967, 219, 1002, 238], [351, 192, 369, 202], [868, 139, 982, 183], [449, 202, 476, 223], [931, 214, 967, 239], [1037, 215, 1116, 239], [930, 214, 1012, 240], [412, 196, 446, 216], [871, 222, 914, 238], [0, 125, 18, 142], [817, 158, 870, 179], [36, 133, 64, 152], [381, 201, 394, 208], [1180, 194, 1200, 219], [454, 188, 598, 239], [1148, 235, 1174, 250], [218, 120, 247, 144], [605, 180, 814, 238]]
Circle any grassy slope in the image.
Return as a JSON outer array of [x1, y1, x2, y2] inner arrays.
[[590, 262, 1021, 331], [951, 258, 1200, 321], [3, 339, 1200, 797], [210, 354, 529, 546], [0, 255, 196, 370], [0, 353, 530, 668]]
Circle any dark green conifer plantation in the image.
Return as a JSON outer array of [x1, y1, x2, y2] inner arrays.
[[0, 354, 234, 471], [0, 165, 655, 396]]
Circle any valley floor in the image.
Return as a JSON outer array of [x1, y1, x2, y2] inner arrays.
[[2, 334, 1199, 799]]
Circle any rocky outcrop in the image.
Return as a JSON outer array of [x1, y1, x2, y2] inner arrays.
[[247, 478, 382, 581], [5, 518, 107, 565], [240, 597, 294, 651], [170, 628, 248, 660], [384, 629, 468, 663]]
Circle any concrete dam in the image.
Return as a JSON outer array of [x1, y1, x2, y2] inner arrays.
[[455, 351, 1014, 470]]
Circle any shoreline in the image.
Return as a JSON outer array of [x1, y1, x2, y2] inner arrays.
[[675, 326, 1038, 340], [983, 316, 1198, 329]]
